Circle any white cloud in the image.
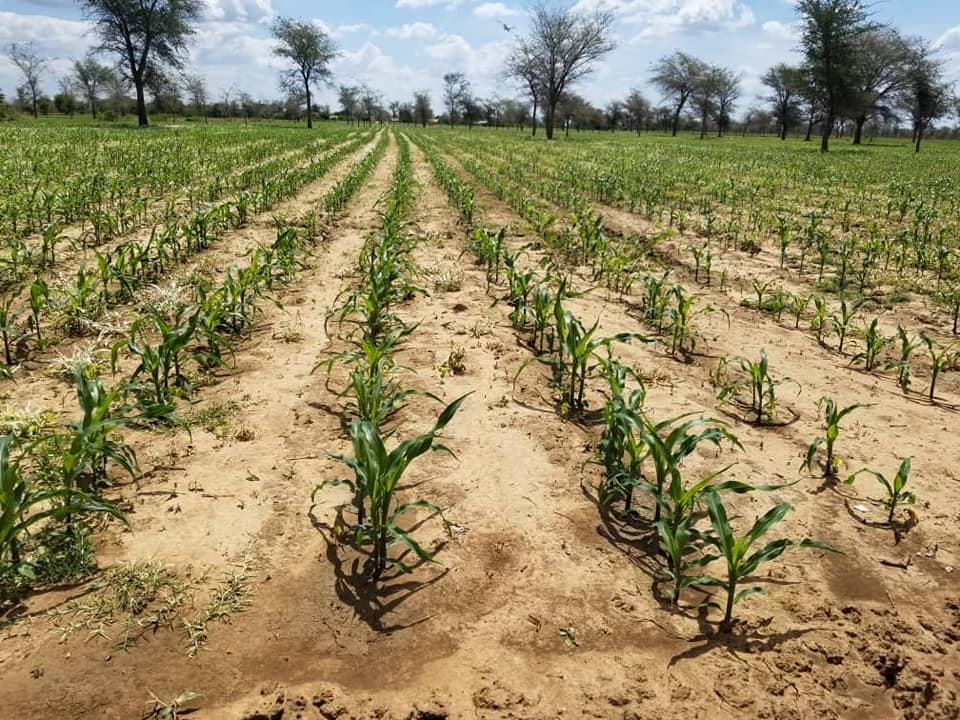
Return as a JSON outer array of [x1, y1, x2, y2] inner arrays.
[[203, 0, 272, 24], [761, 20, 796, 41], [385, 22, 439, 40], [396, 0, 462, 8], [572, 0, 756, 40], [935, 25, 960, 52], [473, 3, 523, 19]]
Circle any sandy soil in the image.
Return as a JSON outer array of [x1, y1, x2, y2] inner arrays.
[[1, 130, 958, 720]]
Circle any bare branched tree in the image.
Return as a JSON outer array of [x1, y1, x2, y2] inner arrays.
[[8, 43, 47, 118], [183, 72, 207, 120], [898, 38, 954, 153], [504, 42, 542, 136], [442, 72, 470, 127], [508, 1, 615, 140]]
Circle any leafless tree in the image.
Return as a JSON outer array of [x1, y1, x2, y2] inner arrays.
[[507, 1, 615, 140], [8, 43, 47, 118], [442, 72, 470, 127]]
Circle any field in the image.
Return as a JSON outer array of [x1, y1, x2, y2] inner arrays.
[[1, 121, 960, 720]]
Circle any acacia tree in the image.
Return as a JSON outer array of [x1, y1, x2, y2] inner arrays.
[[795, 0, 871, 152], [712, 67, 741, 136], [899, 39, 953, 153], [442, 72, 470, 127], [183, 72, 206, 120], [848, 28, 910, 144], [338, 85, 360, 124], [413, 91, 432, 127], [510, 1, 614, 140], [651, 51, 707, 137], [690, 66, 720, 139], [8, 43, 47, 118], [72, 56, 112, 118], [623, 89, 650, 135], [761, 63, 804, 140], [79, 0, 201, 127], [271, 17, 339, 129]]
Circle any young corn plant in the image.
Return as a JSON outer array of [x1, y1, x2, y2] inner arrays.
[[112, 307, 199, 412], [717, 350, 795, 425], [853, 318, 890, 373], [831, 296, 867, 354], [0, 435, 125, 587], [803, 397, 865, 478], [887, 325, 918, 392], [313, 394, 469, 580], [846, 457, 915, 526], [920, 333, 958, 403], [594, 354, 646, 511], [703, 491, 837, 632], [631, 413, 739, 524]]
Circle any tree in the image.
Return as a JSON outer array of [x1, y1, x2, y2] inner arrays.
[[359, 84, 383, 125], [651, 51, 707, 136], [271, 17, 339, 129], [690, 66, 719, 139], [79, 0, 201, 127], [54, 77, 79, 115], [183, 72, 207, 120], [848, 28, 910, 144], [899, 39, 953, 153], [504, 42, 542, 136], [145, 66, 180, 114], [442, 72, 470, 127], [413, 91, 432, 128], [7, 43, 47, 118], [510, 1, 615, 140], [605, 100, 624, 131], [712, 67, 741, 136], [72, 56, 112, 118], [761, 63, 804, 140], [623, 89, 650, 135], [338, 85, 360, 124], [795, 0, 871, 152]]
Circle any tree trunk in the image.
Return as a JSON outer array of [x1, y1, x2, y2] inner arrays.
[[853, 115, 866, 145], [820, 113, 832, 152], [531, 97, 538, 137], [90, 94, 97, 119], [915, 125, 924, 153], [780, 122, 787, 140], [804, 114, 814, 142], [31, 93, 38, 118], [306, 87, 313, 129], [134, 78, 148, 127], [699, 110, 707, 139], [545, 103, 555, 140], [671, 108, 681, 137]]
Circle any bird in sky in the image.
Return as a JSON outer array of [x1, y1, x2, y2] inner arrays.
[[501, 22, 515, 33]]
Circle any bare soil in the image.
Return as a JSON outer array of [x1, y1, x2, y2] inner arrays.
[[1, 133, 958, 720]]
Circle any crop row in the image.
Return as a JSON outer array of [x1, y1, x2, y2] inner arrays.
[[0, 132, 386, 605], [412, 131, 917, 632]]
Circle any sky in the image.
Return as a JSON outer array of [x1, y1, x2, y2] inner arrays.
[[0, 0, 958, 115]]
